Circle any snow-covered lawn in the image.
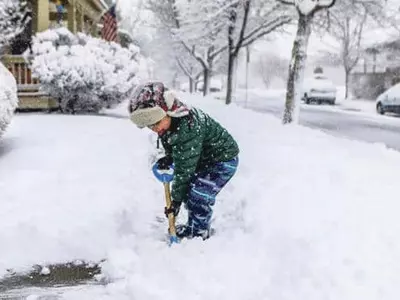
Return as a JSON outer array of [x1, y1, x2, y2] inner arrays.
[[1, 94, 400, 299]]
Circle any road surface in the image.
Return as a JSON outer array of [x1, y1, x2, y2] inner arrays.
[[238, 95, 400, 151]]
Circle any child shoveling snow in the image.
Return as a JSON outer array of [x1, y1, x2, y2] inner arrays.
[[129, 82, 239, 240]]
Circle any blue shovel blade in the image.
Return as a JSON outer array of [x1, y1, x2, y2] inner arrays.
[[168, 235, 179, 246], [152, 163, 174, 183]]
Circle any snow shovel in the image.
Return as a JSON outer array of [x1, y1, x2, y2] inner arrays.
[[152, 163, 179, 245]]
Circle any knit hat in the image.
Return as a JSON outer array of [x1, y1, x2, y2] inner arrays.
[[129, 82, 190, 128]]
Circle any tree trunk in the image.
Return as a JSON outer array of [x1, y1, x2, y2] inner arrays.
[[282, 12, 312, 124], [373, 53, 377, 74], [225, 51, 236, 105], [203, 68, 209, 96], [233, 52, 239, 98], [345, 68, 350, 99], [172, 73, 178, 89], [225, 6, 237, 105], [189, 77, 194, 93]]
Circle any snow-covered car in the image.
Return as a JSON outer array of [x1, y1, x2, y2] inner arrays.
[[302, 75, 337, 105], [376, 83, 400, 115], [197, 80, 222, 93]]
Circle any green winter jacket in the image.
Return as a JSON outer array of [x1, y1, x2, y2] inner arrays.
[[160, 107, 239, 203]]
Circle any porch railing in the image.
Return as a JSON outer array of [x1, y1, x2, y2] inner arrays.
[[1, 55, 59, 111], [1, 55, 40, 91]]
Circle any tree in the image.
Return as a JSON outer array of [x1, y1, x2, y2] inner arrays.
[[175, 52, 202, 93], [314, 0, 388, 99], [146, 0, 211, 94], [0, 0, 30, 51], [171, 0, 228, 96], [278, 0, 336, 124], [148, 0, 292, 101], [256, 53, 289, 88], [221, 0, 292, 104], [147, 25, 198, 88], [119, 0, 144, 34], [331, 12, 366, 99]]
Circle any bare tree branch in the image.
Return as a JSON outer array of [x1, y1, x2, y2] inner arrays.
[[276, 0, 295, 5], [241, 16, 292, 47], [233, 0, 251, 56], [175, 56, 202, 80]]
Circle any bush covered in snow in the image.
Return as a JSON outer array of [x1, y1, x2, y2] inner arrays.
[[30, 28, 141, 113], [0, 0, 30, 50], [0, 62, 18, 138]]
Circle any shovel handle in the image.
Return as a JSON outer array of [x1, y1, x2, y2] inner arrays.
[[164, 182, 177, 238]]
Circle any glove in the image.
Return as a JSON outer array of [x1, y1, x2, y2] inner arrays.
[[157, 156, 173, 170], [164, 200, 181, 218]]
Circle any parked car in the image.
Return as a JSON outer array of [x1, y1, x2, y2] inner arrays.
[[197, 80, 222, 93], [302, 74, 337, 105], [376, 83, 400, 115]]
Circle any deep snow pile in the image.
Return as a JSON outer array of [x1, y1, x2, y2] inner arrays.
[[1, 93, 400, 299], [0, 62, 18, 138]]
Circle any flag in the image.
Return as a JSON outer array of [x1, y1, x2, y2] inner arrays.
[[101, 4, 118, 42]]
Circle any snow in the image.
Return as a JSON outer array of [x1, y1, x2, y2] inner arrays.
[[295, 0, 317, 15], [31, 28, 141, 113], [0, 62, 18, 138], [303, 75, 336, 92], [337, 98, 377, 114], [238, 87, 388, 120], [40, 266, 51, 275], [1, 93, 400, 299]]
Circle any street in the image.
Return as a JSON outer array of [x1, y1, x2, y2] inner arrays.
[[238, 93, 400, 151]]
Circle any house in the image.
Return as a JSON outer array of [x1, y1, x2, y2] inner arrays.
[[1, 0, 109, 110], [350, 38, 400, 100]]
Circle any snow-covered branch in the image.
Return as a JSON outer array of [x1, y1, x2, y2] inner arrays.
[[276, 0, 295, 5], [241, 15, 292, 47], [233, 0, 251, 55], [277, 0, 336, 15]]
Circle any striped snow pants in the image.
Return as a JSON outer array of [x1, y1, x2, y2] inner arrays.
[[185, 156, 239, 236]]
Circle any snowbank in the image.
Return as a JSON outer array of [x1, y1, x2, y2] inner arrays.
[[1, 94, 400, 299], [0, 62, 18, 138]]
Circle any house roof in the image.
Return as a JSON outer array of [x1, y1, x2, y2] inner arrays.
[[365, 37, 400, 53]]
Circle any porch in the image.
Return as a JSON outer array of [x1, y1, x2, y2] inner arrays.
[[1, 55, 58, 111], [1, 0, 108, 110]]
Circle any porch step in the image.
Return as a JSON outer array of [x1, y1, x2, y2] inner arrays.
[[17, 91, 59, 111], [18, 84, 42, 92]]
